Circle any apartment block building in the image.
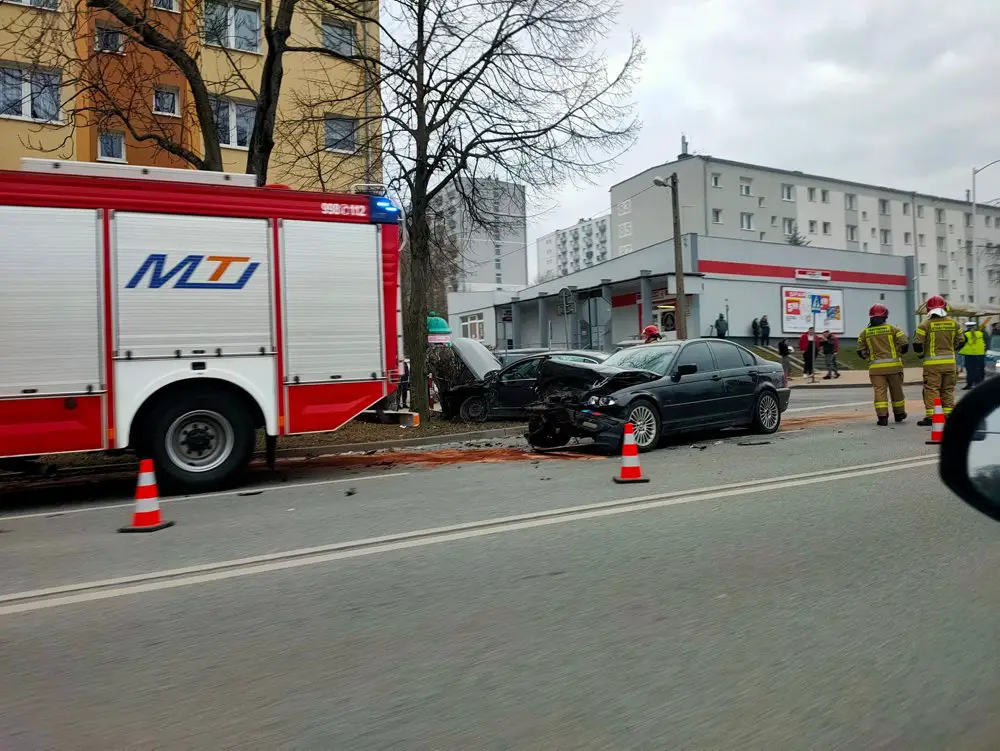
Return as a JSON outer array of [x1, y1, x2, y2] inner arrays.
[[610, 150, 1000, 307], [536, 215, 610, 279], [435, 177, 528, 290], [0, 0, 378, 191]]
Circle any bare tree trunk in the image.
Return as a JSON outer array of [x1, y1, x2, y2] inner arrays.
[[404, 209, 432, 420], [247, 0, 296, 184]]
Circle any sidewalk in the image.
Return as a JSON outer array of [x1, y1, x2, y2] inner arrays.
[[790, 367, 924, 389]]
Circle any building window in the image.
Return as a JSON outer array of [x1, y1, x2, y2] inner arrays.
[[846, 224, 857, 241], [770, 215, 777, 227], [952, 280, 957, 289], [757, 196, 765, 208], [987, 216, 993, 228], [97, 131, 125, 162], [918, 233, 925, 247], [807, 187, 816, 202], [863, 242, 868, 251], [808, 220, 817, 234], [710, 173, 721, 188], [902, 202, 910, 215], [322, 18, 355, 56], [5, 0, 59, 7], [211, 96, 255, 148], [938, 265, 947, 280], [205, 1, 260, 52], [904, 231, 912, 245], [822, 222, 831, 235], [739, 177, 752, 196], [95, 25, 124, 53], [618, 221, 632, 238], [152, 86, 179, 116], [991, 296, 996, 305], [861, 210, 868, 221], [935, 208, 945, 223], [968, 268, 975, 281], [153, 0, 177, 9], [871, 227, 876, 238], [740, 212, 754, 230], [781, 183, 794, 201], [969, 295, 975, 304], [782, 218, 794, 236], [494, 259, 502, 270], [617, 199, 631, 215], [495, 273, 502, 283], [880, 229, 891, 245], [917, 205, 924, 218], [948, 223, 954, 234], [964, 212, 972, 227], [919, 263, 927, 275], [0, 66, 59, 122], [845, 193, 856, 210], [879, 199, 889, 215], [324, 115, 356, 152], [821, 189, 829, 203], [459, 314, 484, 340], [711, 208, 722, 224]]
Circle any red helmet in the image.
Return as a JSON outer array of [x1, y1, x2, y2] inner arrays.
[[926, 295, 947, 311], [642, 325, 659, 338], [869, 304, 889, 318]]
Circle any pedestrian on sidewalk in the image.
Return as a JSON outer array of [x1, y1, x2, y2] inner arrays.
[[913, 295, 965, 425], [751, 317, 760, 346], [821, 330, 840, 379], [960, 320, 986, 390], [760, 315, 771, 347], [398, 358, 411, 408], [778, 338, 792, 380], [798, 327, 817, 376], [715, 313, 729, 339], [857, 303, 909, 426]]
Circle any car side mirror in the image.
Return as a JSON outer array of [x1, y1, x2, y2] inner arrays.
[[673, 363, 698, 381], [940, 377, 1000, 523]]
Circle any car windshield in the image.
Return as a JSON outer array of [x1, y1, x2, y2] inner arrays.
[[990, 333, 1000, 351], [602, 344, 680, 375]]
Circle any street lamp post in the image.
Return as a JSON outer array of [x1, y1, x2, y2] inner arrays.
[[653, 173, 687, 340], [971, 159, 1000, 305]]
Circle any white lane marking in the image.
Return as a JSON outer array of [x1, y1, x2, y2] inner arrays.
[[0, 472, 410, 522], [0, 452, 934, 603], [0, 455, 937, 616], [786, 401, 871, 413]]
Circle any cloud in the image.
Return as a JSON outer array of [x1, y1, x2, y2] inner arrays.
[[527, 0, 1000, 277]]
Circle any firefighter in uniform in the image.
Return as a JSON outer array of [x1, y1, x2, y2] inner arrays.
[[913, 295, 967, 426], [857, 304, 909, 426]]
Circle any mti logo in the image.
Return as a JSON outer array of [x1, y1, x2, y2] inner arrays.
[[126, 254, 260, 290]]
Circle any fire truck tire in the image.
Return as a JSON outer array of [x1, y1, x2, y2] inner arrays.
[[144, 388, 255, 494]]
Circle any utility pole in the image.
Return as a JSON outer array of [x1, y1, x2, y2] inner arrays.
[[668, 173, 687, 339]]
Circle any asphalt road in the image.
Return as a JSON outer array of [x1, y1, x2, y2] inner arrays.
[[1, 391, 997, 749]]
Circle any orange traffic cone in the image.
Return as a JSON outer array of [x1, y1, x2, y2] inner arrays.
[[925, 398, 945, 445], [118, 459, 175, 533], [613, 423, 650, 484]]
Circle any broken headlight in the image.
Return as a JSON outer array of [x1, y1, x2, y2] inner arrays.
[[587, 396, 617, 407]]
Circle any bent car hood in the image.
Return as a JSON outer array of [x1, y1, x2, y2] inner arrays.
[[449, 337, 502, 381], [536, 357, 659, 394]]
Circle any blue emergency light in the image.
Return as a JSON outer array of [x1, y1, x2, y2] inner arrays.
[[369, 195, 401, 223]]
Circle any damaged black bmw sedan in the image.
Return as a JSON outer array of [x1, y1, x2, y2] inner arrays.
[[525, 339, 790, 452]]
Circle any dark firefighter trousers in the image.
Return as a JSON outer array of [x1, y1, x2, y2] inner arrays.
[[922, 368, 957, 416], [870, 372, 906, 419]]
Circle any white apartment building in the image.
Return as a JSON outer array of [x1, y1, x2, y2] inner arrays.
[[433, 177, 528, 290], [536, 215, 611, 279], [610, 149, 1000, 307]]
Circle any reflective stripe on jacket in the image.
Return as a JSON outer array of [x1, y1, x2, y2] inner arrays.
[[857, 324, 907, 374], [914, 317, 965, 370]]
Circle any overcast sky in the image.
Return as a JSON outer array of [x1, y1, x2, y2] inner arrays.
[[525, 0, 1000, 279]]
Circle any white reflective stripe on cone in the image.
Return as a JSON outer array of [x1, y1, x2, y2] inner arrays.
[[135, 496, 160, 513], [621, 455, 641, 467], [137, 472, 157, 486]]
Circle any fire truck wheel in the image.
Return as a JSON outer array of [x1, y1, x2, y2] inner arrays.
[[145, 388, 255, 493]]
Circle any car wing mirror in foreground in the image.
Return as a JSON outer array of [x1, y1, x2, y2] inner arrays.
[[940, 377, 1000, 523], [673, 363, 698, 381]]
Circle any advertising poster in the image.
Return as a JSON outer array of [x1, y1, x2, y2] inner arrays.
[[781, 287, 845, 333]]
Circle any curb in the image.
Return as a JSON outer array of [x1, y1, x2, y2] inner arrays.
[[791, 379, 922, 390], [266, 425, 528, 458]]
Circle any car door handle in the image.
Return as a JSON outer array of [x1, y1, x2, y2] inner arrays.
[[710, 374, 722, 381], [747, 370, 758, 376]]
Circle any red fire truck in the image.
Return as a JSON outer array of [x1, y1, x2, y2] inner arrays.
[[0, 159, 402, 493]]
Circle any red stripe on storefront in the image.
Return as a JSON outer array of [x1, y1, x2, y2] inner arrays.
[[696, 260, 907, 287], [612, 293, 637, 308]]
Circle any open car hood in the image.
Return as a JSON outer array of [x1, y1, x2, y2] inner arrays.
[[449, 337, 502, 381], [536, 357, 659, 394]]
